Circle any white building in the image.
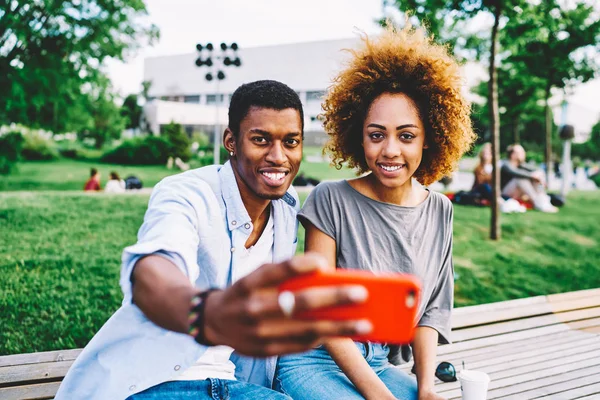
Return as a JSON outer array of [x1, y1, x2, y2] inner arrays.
[[143, 38, 599, 144]]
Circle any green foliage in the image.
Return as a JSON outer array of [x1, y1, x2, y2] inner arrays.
[[2, 190, 599, 354], [0, 132, 24, 174], [0, 0, 159, 134], [161, 122, 192, 161], [572, 121, 600, 161], [120, 94, 142, 130], [102, 136, 171, 165], [77, 84, 127, 149], [21, 131, 59, 161]]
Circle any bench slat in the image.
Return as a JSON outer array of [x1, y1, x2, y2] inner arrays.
[[0, 349, 81, 368], [0, 361, 73, 385], [0, 382, 61, 400]]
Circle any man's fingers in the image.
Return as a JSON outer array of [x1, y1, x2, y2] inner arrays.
[[242, 285, 368, 320], [252, 319, 373, 342], [235, 253, 329, 294]]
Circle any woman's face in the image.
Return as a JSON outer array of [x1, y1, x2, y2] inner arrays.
[[362, 93, 426, 189], [481, 145, 492, 164]]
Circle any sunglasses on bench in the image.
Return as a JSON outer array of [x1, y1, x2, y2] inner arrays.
[[410, 361, 457, 382]]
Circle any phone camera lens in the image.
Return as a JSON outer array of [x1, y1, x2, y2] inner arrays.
[[406, 291, 416, 308]]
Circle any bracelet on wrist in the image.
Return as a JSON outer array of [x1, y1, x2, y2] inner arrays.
[[188, 288, 220, 346]]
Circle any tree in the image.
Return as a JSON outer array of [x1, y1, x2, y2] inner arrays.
[[0, 0, 159, 133], [503, 0, 600, 182], [391, 0, 523, 240], [121, 94, 142, 130]]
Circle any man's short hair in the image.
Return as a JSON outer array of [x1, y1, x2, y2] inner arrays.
[[228, 80, 304, 136], [90, 168, 98, 177], [506, 144, 520, 158]]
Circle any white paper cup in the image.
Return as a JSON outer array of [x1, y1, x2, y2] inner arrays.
[[459, 370, 490, 400]]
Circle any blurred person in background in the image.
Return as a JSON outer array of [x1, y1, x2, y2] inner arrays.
[[83, 168, 101, 191], [501, 144, 558, 213], [471, 143, 493, 203], [104, 171, 126, 193]]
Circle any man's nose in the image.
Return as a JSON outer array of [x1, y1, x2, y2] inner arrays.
[[266, 142, 286, 164]]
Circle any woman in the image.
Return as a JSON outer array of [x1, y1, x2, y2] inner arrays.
[[274, 24, 475, 400], [472, 143, 493, 202], [104, 171, 126, 193]]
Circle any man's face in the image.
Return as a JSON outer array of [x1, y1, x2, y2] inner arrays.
[[511, 145, 526, 163], [226, 107, 303, 200]]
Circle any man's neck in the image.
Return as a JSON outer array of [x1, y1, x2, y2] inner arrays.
[[509, 159, 520, 168]]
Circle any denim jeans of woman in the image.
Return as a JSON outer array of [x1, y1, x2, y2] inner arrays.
[[275, 342, 418, 400], [126, 379, 291, 400]]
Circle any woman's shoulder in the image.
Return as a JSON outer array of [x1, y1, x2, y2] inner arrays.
[[427, 190, 453, 214], [309, 180, 351, 197]]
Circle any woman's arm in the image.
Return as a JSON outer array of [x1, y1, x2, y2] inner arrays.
[[303, 221, 397, 400], [413, 327, 444, 400]]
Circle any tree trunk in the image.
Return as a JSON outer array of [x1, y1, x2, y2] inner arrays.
[[544, 86, 553, 184], [489, 3, 502, 241], [513, 115, 520, 144]]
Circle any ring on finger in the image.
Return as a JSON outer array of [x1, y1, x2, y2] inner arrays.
[[278, 291, 296, 318]]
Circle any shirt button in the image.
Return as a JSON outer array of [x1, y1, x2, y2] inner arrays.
[[129, 385, 137, 391], [244, 223, 251, 229], [231, 247, 235, 252], [232, 220, 237, 226], [174, 365, 181, 371]]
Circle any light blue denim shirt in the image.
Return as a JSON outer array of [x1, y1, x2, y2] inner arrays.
[[56, 162, 300, 400]]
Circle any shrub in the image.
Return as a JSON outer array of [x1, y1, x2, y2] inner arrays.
[[0, 132, 24, 174], [161, 122, 192, 161], [21, 131, 59, 161], [102, 135, 171, 165]]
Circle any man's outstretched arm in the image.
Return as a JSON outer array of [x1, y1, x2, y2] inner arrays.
[[132, 252, 372, 357]]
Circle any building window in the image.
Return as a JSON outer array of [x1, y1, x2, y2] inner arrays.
[[206, 94, 225, 105], [306, 91, 325, 102], [184, 95, 200, 103]]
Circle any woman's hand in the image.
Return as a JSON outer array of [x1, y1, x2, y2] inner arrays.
[[418, 389, 445, 400]]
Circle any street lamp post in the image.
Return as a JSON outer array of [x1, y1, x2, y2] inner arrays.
[[195, 42, 241, 164]]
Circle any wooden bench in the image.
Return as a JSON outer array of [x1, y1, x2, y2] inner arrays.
[[2, 287, 599, 400], [399, 287, 600, 399]]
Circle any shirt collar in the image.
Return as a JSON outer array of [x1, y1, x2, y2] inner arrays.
[[219, 161, 252, 231]]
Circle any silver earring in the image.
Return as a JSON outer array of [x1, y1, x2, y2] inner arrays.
[[229, 151, 234, 156]]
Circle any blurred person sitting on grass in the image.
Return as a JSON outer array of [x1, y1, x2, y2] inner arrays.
[[83, 168, 101, 191], [104, 171, 126, 193], [56, 80, 371, 400], [274, 23, 475, 400], [501, 144, 558, 213], [471, 143, 493, 203]]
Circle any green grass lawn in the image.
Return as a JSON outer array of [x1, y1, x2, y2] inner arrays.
[[0, 150, 354, 191], [1, 190, 599, 355]]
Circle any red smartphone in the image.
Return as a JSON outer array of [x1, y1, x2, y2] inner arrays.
[[279, 269, 421, 344]]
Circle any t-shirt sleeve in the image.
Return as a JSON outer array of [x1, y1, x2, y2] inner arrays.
[[418, 202, 454, 345], [297, 183, 337, 240]]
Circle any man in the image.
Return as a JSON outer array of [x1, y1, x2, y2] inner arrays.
[[56, 80, 370, 400], [501, 144, 558, 213], [83, 168, 101, 191]]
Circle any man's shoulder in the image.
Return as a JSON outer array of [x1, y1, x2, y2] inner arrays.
[[153, 165, 221, 200]]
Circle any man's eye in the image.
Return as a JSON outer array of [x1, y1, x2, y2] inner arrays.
[[252, 137, 267, 144], [286, 139, 300, 147]]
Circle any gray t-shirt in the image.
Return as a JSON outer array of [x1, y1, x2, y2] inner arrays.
[[298, 180, 454, 345]]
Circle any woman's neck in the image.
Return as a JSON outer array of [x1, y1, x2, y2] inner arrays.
[[354, 174, 425, 206]]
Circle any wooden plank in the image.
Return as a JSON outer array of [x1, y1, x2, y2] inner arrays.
[[0, 349, 81, 368], [438, 323, 570, 356], [549, 295, 600, 314], [568, 316, 600, 330], [438, 347, 600, 397], [436, 329, 592, 365], [546, 288, 600, 303], [487, 364, 600, 399], [452, 307, 600, 342], [0, 382, 61, 400], [519, 381, 600, 399], [443, 335, 600, 373], [0, 361, 73, 385], [452, 302, 553, 330]]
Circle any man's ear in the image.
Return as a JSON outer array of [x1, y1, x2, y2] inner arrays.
[[223, 128, 236, 154]]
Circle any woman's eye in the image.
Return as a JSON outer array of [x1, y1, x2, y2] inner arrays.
[[369, 132, 384, 140], [400, 133, 415, 141]]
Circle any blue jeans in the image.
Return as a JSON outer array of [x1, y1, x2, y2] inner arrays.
[[126, 379, 291, 400], [275, 342, 417, 400]]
